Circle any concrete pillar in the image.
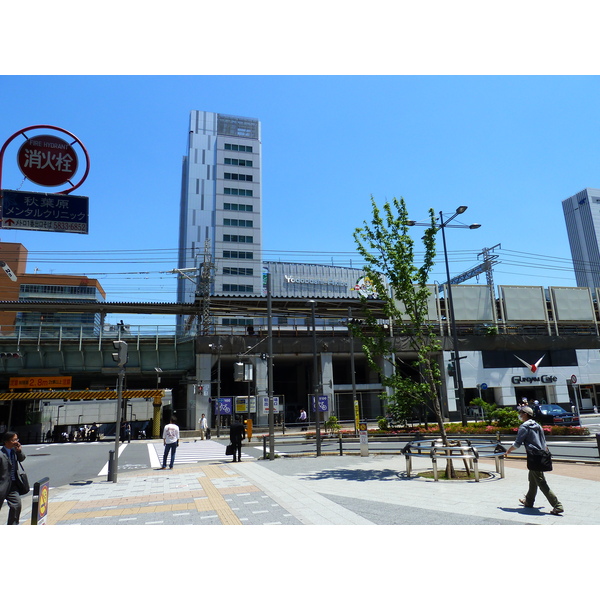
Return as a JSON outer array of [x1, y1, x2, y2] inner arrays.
[[191, 353, 212, 429], [255, 356, 268, 426], [321, 352, 333, 418]]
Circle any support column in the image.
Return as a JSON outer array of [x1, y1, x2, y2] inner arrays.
[[321, 352, 333, 419], [255, 356, 268, 426], [193, 353, 212, 429]]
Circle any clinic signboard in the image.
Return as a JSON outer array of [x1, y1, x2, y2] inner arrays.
[[1, 189, 89, 234], [0, 125, 91, 234]]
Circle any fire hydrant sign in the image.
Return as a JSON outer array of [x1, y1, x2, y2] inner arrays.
[[1, 189, 89, 234], [17, 135, 78, 187]]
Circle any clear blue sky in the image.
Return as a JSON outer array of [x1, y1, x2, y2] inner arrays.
[[2, 75, 598, 327]]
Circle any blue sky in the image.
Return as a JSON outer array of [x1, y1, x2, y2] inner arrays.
[[2, 5, 600, 331], [2, 75, 598, 328]]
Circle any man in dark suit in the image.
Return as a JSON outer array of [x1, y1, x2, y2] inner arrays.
[[0, 431, 26, 525], [229, 418, 246, 463]]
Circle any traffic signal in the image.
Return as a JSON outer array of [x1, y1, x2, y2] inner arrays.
[[112, 340, 128, 367], [0, 352, 21, 359], [447, 362, 456, 377]]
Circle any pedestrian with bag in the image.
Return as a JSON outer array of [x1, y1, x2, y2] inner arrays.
[[229, 417, 245, 463], [505, 406, 564, 515], [161, 417, 180, 470], [0, 431, 27, 525]]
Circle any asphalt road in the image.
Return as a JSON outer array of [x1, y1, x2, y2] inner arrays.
[[17, 427, 600, 495]]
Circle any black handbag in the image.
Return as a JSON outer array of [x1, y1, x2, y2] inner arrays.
[[527, 449, 553, 472], [15, 461, 30, 495], [225, 444, 234, 456]]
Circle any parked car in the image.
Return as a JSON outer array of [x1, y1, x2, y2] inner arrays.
[[536, 404, 579, 426]]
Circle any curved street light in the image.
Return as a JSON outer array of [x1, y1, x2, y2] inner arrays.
[[409, 206, 481, 426]]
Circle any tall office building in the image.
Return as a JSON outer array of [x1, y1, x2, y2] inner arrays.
[[178, 111, 263, 310], [562, 187, 600, 289]]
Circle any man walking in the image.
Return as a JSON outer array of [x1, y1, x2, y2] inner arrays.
[[198, 413, 208, 440], [229, 418, 246, 463], [0, 431, 26, 525], [505, 406, 564, 515], [161, 417, 180, 470]]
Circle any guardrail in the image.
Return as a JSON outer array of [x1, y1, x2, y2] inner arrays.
[[402, 438, 507, 482]]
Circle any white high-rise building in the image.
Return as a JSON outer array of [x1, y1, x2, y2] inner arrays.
[[178, 111, 263, 308], [562, 187, 600, 289]]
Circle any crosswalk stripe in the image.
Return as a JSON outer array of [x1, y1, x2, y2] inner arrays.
[[151, 440, 251, 464]]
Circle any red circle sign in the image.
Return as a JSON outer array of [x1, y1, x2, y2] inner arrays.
[[17, 135, 79, 187]]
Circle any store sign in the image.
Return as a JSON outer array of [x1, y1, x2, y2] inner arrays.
[[511, 374, 558, 384], [284, 275, 346, 287]]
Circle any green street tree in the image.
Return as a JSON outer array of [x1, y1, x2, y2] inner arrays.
[[353, 196, 450, 447]]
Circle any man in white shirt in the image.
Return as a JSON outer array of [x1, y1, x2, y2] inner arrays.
[[198, 413, 208, 440], [161, 417, 180, 469]]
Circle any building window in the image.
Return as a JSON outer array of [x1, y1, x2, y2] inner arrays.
[[222, 318, 254, 325], [224, 143, 253, 152], [223, 267, 254, 276], [223, 250, 254, 259], [222, 284, 254, 293], [224, 203, 253, 212], [224, 219, 253, 228], [224, 173, 253, 182], [223, 235, 253, 243], [224, 187, 253, 197], [224, 158, 253, 167]]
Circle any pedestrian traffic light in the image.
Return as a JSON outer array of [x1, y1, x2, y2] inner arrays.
[[0, 352, 21, 359], [112, 340, 128, 367]]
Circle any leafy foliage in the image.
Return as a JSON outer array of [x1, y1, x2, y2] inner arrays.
[[471, 398, 521, 428], [353, 197, 449, 442]]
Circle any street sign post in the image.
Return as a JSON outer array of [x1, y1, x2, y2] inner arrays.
[[0, 189, 89, 234], [31, 477, 50, 525], [359, 421, 369, 457]]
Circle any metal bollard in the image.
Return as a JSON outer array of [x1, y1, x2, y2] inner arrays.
[[107, 450, 115, 482], [338, 436, 343, 456], [263, 437, 267, 460], [596, 433, 600, 459]]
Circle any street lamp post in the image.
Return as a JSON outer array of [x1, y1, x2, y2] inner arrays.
[[307, 300, 321, 456], [440, 207, 481, 426], [409, 206, 480, 426], [266, 269, 275, 460], [209, 342, 222, 438]]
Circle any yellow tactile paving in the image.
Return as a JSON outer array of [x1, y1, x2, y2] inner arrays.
[[46, 501, 79, 525], [31, 464, 258, 524], [198, 464, 243, 525]]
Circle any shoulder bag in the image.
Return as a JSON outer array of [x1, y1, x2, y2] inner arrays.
[[16, 460, 30, 495], [526, 449, 553, 472]]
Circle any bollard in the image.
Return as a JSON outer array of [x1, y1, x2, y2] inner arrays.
[[107, 450, 115, 482], [263, 436, 267, 460], [338, 436, 343, 456], [596, 433, 600, 459]]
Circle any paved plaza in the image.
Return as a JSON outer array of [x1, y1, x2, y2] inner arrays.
[[9, 451, 600, 526]]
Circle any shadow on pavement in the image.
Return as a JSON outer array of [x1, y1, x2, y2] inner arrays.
[[300, 468, 400, 482]]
